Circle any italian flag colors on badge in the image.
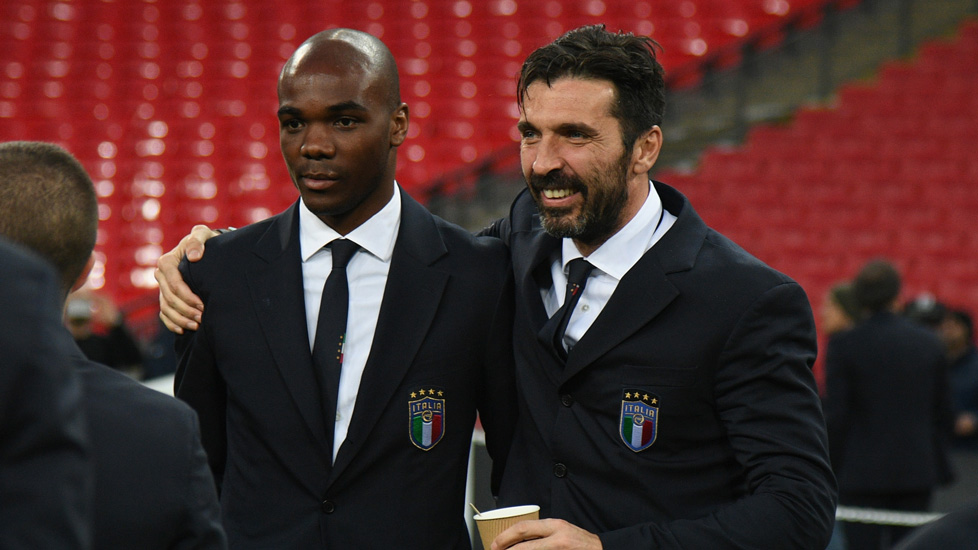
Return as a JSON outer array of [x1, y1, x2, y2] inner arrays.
[[620, 390, 659, 452], [408, 389, 445, 451]]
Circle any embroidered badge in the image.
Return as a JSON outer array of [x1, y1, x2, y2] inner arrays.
[[408, 388, 445, 451], [619, 389, 659, 452]]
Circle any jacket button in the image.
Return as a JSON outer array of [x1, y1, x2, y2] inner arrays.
[[560, 394, 574, 407], [553, 463, 567, 478], [321, 500, 335, 513]]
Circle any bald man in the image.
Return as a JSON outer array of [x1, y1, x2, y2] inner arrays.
[[170, 29, 517, 548]]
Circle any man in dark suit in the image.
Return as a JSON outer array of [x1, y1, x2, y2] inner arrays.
[[480, 25, 835, 550], [0, 141, 227, 549], [166, 30, 516, 548], [825, 259, 953, 550], [0, 238, 92, 550], [156, 25, 835, 549]]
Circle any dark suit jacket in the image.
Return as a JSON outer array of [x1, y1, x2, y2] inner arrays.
[[825, 311, 954, 495], [175, 189, 517, 549], [893, 497, 978, 549], [0, 239, 92, 549], [487, 183, 837, 549], [68, 345, 226, 549]]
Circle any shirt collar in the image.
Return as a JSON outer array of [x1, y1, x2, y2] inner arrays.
[[299, 183, 401, 262], [561, 180, 664, 280]]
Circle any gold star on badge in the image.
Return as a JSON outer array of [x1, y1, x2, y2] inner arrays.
[[643, 393, 650, 401], [625, 392, 632, 399], [428, 389, 436, 396], [651, 398, 658, 405], [437, 390, 444, 397], [410, 392, 417, 398]]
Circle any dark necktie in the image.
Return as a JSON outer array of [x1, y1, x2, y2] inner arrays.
[[544, 258, 595, 360], [312, 239, 360, 461]]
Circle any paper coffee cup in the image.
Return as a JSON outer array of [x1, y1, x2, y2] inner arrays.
[[473, 504, 540, 549]]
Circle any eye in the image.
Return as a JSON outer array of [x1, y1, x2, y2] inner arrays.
[[336, 117, 358, 128], [520, 128, 538, 140], [281, 118, 303, 131]]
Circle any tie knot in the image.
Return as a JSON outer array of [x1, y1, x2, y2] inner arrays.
[[329, 239, 360, 270], [566, 258, 594, 286]]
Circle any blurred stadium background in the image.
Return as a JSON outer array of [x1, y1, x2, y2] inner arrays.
[[3, 0, 976, 376], [6, 0, 978, 545]]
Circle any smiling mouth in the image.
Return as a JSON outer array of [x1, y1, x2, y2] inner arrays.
[[542, 188, 576, 199]]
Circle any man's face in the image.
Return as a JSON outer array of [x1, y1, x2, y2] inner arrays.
[[278, 45, 407, 235], [517, 78, 644, 249]]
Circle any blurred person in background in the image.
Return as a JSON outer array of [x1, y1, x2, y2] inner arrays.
[[822, 282, 861, 337], [65, 290, 145, 380], [820, 281, 861, 550], [824, 259, 955, 550], [939, 308, 978, 449]]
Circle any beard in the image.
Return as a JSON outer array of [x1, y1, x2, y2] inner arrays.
[[527, 150, 631, 246]]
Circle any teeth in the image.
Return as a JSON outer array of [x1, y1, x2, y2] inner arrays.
[[543, 188, 573, 199]]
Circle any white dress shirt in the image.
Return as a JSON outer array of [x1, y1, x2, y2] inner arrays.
[[544, 181, 678, 353], [299, 186, 401, 461]]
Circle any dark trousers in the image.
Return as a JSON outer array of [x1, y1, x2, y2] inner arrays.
[[840, 492, 932, 550]]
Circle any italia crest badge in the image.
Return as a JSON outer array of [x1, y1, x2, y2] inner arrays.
[[408, 388, 445, 451], [619, 389, 659, 452]]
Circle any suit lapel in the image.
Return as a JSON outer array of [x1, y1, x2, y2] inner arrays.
[[518, 218, 560, 333], [246, 203, 330, 457], [562, 182, 707, 382], [562, 253, 678, 381], [329, 190, 449, 480]]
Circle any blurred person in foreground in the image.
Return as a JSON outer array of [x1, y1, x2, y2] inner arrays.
[[892, 496, 978, 550], [0, 237, 92, 549], [824, 259, 954, 550], [156, 25, 835, 549], [0, 141, 226, 549], [160, 29, 516, 548]]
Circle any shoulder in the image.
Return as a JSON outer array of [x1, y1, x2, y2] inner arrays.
[[182, 206, 294, 278], [424, 213, 512, 283], [77, 360, 195, 429]]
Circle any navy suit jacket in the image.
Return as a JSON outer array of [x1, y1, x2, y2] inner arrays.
[[175, 189, 517, 549], [487, 182, 837, 549], [0, 239, 91, 549], [69, 345, 226, 549]]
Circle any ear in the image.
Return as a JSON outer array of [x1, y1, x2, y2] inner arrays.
[[390, 102, 410, 147], [630, 125, 662, 175], [70, 252, 96, 293]]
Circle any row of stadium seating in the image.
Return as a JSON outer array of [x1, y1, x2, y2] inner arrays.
[[1, 0, 838, 304], [658, 18, 978, 345]]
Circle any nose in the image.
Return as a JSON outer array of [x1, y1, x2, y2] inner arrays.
[[300, 124, 336, 159], [528, 135, 563, 176]]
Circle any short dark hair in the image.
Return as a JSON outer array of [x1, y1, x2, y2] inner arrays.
[[829, 282, 861, 321], [853, 259, 901, 314], [0, 141, 98, 297], [947, 308, 974, 343], [517, 24, 665, 149]]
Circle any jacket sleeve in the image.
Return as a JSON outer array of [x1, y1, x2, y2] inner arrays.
[[172, 406, 228, 549], [174, 257, 228, 491], [476, 259, 518, 496], [599, 282, 837, 549]]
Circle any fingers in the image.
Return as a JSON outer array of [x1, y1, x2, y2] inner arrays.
[[491, 519, 552, 550], [155, 245, 205, 334], [185, 224, 219, 261]]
